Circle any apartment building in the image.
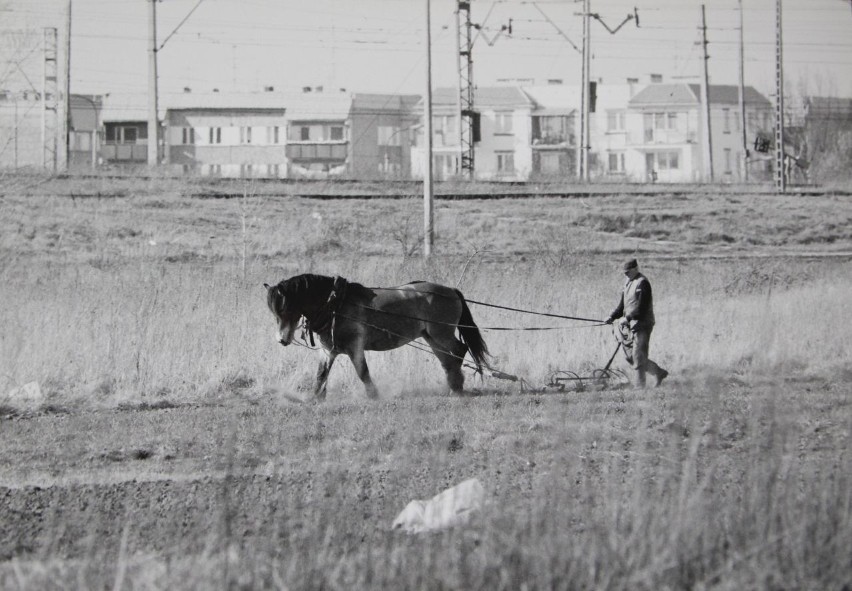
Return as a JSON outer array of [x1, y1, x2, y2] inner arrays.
[[626, 83, 772, 181], [164, 91, 288, 177], [410, 86, 536, 181]]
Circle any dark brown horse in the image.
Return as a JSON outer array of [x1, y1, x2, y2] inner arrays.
[[263, 274, 490, 400]]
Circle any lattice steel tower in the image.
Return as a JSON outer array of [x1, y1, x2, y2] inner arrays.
[[41, 27, 60, 172], [455, 1, 475, 178]]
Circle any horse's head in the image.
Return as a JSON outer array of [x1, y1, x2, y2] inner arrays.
[[264, 282, 301, 346]]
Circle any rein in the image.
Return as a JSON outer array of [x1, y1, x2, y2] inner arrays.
[[351, 302, 606, 331], [368, 286, 604, 325]]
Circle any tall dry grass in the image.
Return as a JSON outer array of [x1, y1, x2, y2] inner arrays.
[[1, 251, 848, 406]]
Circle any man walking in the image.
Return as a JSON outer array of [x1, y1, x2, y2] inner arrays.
[[605, 258, 668, 388]]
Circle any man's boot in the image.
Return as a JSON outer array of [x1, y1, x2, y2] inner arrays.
[[635, 367, 647, 389]]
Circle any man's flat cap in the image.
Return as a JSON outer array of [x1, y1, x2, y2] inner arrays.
[[622, 258, 639, 271]]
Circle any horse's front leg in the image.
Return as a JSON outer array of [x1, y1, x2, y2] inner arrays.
[[349, 348, 379, 400], [315, 350, 337, 401]]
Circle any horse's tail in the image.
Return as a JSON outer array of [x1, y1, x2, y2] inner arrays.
[[455, 289, 490, 373]]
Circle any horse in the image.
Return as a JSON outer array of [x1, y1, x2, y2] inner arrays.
[[263, 274, 490, 400]]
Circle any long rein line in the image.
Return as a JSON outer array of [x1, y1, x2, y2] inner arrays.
[[351, 302, 607, 331], [367, 286, 604, 325]]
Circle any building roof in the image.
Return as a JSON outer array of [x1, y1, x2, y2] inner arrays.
[[163, 92, 289, 111], [423, 86, 535, 109], [629, 83, 771, 107], [164, 91, 352, 120], [102, 90, 354, 122], [688, 84, 771, 106], [351, 93, 420, 114], [280, 92, 353, 121], [100, 93, 160, 123], [522, 85, 580, 116], [629, 84, 701, 106], [807, 96, 852, 119]]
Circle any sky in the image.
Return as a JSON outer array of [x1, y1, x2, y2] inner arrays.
[[2, 0, 851, 102]]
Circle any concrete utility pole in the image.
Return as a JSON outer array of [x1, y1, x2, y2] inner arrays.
[[424, 0, 434, 258], [147, 0, 159, 167], [699, 4, 714, 182], [576, 2, 637, 181], [773, 0, 785, 193], [738, 0, 748, 181], [63, 0, 71, 171], [578, 0, 590, 181]]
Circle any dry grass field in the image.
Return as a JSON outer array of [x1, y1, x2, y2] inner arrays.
[[0, 174, 850, 589]]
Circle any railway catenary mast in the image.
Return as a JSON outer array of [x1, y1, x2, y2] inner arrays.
[[456, 1, 475, 179]]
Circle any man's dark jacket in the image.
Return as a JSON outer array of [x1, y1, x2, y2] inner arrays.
[[607, 273, 655, 331]]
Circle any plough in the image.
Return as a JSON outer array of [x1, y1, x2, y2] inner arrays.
[[487, 326, 633, 393]]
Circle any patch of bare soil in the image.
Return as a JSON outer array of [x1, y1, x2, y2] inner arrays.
[[0, 471, 388, 561]]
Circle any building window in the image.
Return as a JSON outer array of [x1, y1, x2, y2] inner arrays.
[[496, 151, 515, 173], [209, 164, 221, 176], [657, 151, 679, 170], [723, 108, 731, 133], [241, 164, 253, 177], [330, 126, 344, 141], [300, 126, 310, 141], [240, 126, 252, 144], [267, 126, 280, 144], [651, 151, 680, 171], [378, 125, 402, 146], [182, 127, 195, 145], [209, 127, 222, 144], [607, 110, 625, 132], [433, 115, 456, 135], [70, 131, 91, 151], [724, 148, 732, 173], [533, 115, 572, 145], [495, 112, 513, 135], [608, 152, 625, 173], [432, 154, 459, 177], [669, 151, 679, 169], [108, 125, 139, 144], [667, 112, 679, 130]]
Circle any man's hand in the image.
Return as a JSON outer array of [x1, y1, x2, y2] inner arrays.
[[604, 317, 614, 325], [619, 317, 629, 327]]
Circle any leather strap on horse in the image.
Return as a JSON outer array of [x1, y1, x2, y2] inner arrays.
[[303, 276, 349, 347]]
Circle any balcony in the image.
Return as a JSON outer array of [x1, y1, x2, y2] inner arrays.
[[532, 133, 575, 148], [630, 128, 696, 146], [101, 143, 147, 162], [286, 143, 348, 162]]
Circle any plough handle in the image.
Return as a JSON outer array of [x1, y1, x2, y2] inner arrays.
[[491, 370, 519, 382], [602, 342, 622, 372]]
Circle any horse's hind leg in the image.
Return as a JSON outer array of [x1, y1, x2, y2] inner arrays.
[[349, 349, 379, 399], [423, 332, 468, 394], [315, 350, 337, 401]]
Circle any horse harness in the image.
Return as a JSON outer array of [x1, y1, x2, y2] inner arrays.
[[302, 275, 349, 348]]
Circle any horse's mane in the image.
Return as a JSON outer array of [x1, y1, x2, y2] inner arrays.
[[275, 274, 375, 305]]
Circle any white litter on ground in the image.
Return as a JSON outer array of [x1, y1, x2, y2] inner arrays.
[[4, 381, 44, 408], [392, 478, 485, 534]]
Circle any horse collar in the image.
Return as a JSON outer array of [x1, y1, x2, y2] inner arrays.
[[303, 276, 350, 345]]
